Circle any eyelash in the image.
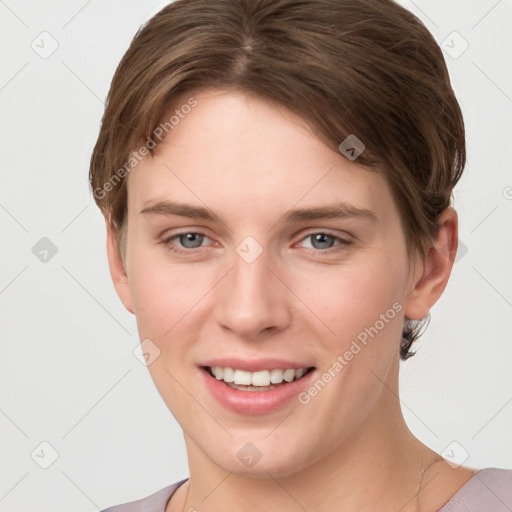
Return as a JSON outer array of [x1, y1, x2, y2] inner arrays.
[[160, 231, 352, 256], [160, 232, 214, 256], [298, 232, 352, 253]]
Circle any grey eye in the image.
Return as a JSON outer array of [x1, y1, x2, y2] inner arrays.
[[178, 233, 205, 248], [309, 233, 336, 249]]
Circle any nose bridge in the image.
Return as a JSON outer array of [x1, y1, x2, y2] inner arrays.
[[214, 244, 290, 337]]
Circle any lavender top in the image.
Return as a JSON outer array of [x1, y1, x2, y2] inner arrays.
[[101, 468, 512, 512]]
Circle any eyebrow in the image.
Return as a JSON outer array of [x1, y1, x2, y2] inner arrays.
[[140, 200, 222, 223], [140, 200, 377, 224], [280, 204, 377, 223]]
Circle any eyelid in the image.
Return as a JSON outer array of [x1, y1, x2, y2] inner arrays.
[[156, 229, 214, 259], [296, 228, 353, 243], [159, 225, 213, 240], [161, 230, 214, 246], [291, 230, 353, 256]]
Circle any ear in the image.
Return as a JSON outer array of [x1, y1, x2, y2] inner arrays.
[[404, 207, 458, 320], [106, 221, 134, 314]]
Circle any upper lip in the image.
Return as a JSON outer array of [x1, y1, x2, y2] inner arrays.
[[200, 358, 314, 372]]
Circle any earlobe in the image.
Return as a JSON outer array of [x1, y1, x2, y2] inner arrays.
[[404, 207, 458, 321], [105, 221, 134, 314]]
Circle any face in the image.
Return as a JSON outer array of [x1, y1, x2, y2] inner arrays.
[[111, 89, 428, 477]]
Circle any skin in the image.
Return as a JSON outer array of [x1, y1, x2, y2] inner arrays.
[[107, 89, 476, 511]]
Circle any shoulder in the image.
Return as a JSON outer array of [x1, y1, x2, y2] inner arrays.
[[439, 468, 512, 512], [100, 479, 188, 512]]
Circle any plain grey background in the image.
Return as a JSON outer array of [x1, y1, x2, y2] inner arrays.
[[1, 1, 511, 510]]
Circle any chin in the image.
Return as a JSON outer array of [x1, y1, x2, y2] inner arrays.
[[206, 441, 314, 479]]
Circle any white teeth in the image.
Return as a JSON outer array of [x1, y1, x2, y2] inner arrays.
[[270, 369, 284, 384], [251, 370, 270, 387], [283, 369, 295, 382], [222, 367, 235, 382], [209, 366, 310, 386], [233, 369, 252, 385]]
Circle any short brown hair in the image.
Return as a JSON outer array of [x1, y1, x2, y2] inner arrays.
[[89, 0, 465, 359]]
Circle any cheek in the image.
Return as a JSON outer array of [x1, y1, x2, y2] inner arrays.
[[287, 261, 407, 436], [127, 246, 214, 341], [126, 252, 213, 418], [291, 255, 408, 347]]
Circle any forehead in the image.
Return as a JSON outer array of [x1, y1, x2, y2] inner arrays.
[[126, 89, 396, 223]]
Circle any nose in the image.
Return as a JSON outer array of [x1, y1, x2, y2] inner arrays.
[[214, 249, 292, 340]]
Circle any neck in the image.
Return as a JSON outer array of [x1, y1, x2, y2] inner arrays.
[[177, 397, 439, 512]]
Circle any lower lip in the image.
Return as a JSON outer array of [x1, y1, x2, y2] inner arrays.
[[200, 368, 316, 415]]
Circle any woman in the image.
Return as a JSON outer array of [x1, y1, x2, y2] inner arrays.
[[90, 0, 512, 510]]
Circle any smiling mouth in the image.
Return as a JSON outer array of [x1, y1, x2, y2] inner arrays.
[[203, 366, 315, 391]]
